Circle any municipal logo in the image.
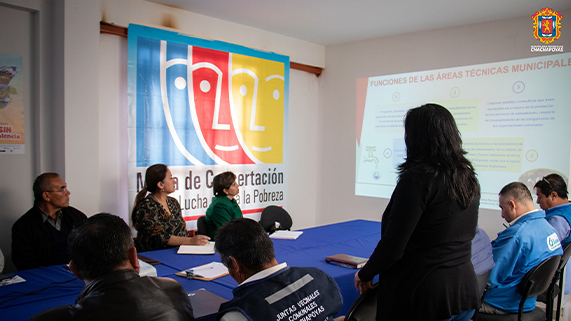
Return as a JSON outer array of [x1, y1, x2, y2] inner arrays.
[[531, 8, 563, 44]]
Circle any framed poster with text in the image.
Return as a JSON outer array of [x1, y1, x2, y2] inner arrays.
[[0, 53, 24, 154]]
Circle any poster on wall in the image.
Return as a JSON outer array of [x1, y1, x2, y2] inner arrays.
[[0, 53, 24, 154], [127, 24, 289, 227]]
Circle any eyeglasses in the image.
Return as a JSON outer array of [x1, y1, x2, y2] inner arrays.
[[47, 186, 68, 194], [542, 177, 554, 192]]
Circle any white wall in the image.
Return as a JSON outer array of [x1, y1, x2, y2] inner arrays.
[[0, 0, 64, 273], [318, 10, 571, 239], [100, 0, 325, 68], [98, 34, 129, 221], [0, 2, 36, 274], [63, 0, 101, 217], [286, 70, 320, 229]]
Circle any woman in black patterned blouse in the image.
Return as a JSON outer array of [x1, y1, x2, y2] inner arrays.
[[132, 164, 210, 252]]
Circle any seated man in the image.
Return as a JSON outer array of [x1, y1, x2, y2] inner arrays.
[[12, 173, 87, 270], [534, 173, 571, 294], [534, 174, 571, 245], [480, 182, 562, 314], [31, 213, 195, 321], [215, 218, 342, 321]]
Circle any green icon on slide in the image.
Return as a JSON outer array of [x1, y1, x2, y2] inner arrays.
[[450, 87, 460, 98]]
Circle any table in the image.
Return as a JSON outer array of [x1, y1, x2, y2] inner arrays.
[[140, 219, 381, 315], [0, 219, 381, 320]]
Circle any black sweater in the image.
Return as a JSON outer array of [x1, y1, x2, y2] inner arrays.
[[359, 168, 480, 320], [11, 206, 86, 270]]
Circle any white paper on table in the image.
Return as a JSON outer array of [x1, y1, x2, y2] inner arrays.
[[138, 259, 157, 277], [186, 262, 228, 279], [269, 230, 303, 240], [177, 242, 215, 254], [0, 275, 26, 287]]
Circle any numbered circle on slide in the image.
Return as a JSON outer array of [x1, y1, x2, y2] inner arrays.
[[450, 87, 460, 98], [383, 148, 392, 158], [525, 149, 538, 162], [512, 81, 525, 94]]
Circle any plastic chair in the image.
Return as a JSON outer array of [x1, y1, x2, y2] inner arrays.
[[543, 242, 571, 321], [196, 216, 207, 236], [475, 255, 561, 321], [471, 269, 493, 321], [259, 206, 292, 234], [344, 284, 378, 321], [477, 269, 492, 297]]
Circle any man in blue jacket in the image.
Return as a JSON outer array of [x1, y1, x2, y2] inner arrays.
[[480, 182, 562, 314], [534, 174, 571, 245], [534, 173, 571, 294], [214, 218, 342, 321]]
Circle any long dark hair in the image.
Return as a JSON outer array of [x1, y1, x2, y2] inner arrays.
[[130, 164, 168, 219], [398, 104, 479, 208]]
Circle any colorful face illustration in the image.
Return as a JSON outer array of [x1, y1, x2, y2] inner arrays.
[[190, 47, 254, 165], [231, 54, 284, 164], [136, 35, 287, 167]]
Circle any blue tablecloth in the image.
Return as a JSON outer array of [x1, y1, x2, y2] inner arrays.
[[141, 219, 382, 316], [0, 219, 381, 320]]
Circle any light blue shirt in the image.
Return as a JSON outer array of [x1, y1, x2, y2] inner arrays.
[[485, 210, 562, 313]]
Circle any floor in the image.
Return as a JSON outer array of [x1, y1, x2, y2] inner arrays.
[[560, 293, 570, 321]]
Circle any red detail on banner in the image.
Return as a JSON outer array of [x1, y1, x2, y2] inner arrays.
[[183, 207, 265, 221], [356, 78, 369, 147], [192, 47, 254, 164], [242, 208, 267, 214]]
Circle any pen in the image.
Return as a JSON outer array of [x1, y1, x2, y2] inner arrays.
[[185, 271, 204, 279]]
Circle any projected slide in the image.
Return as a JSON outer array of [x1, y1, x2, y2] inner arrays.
[[356, 52, 571, 209]]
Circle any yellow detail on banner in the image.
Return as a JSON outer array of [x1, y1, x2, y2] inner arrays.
[[231, 54, 284, 164]]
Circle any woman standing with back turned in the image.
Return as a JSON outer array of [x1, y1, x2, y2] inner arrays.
[[355, 104, 481, 320]]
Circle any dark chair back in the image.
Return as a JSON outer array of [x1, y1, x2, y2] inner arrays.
[[471, 269, 492, 321], [196, 216, 207, 236], [516, 255, 561, 321], [344, 285, 378, 321], [475, 255, 561, 321], [259, 206, 292, 234], [520, 255, 561, 298], [477, 269, 492, 297], [546, 242, 571, 321], [559, 242, 571, 270]]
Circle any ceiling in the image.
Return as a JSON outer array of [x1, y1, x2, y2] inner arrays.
[[145, 0, 571, 46]]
